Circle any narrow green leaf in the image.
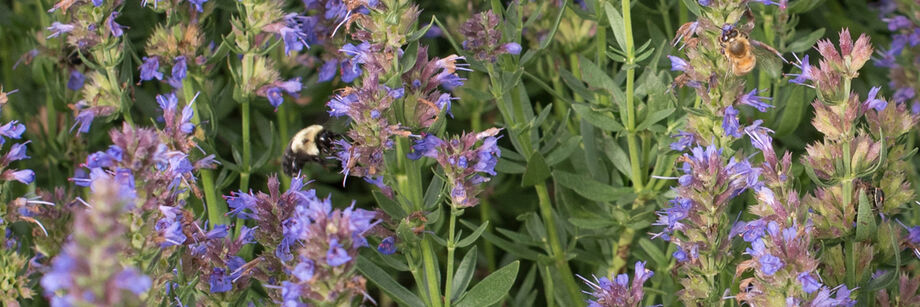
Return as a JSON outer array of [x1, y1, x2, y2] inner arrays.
[[567, 217, 618, 229], [450, 246, 479, 301], [636, 108, 675, 131], [356, 256, 426, 307], [455, 261, 521, 307], [522, 152, 552, 187], [400, 41, 420, 74], [604, 3, 627, 50], [374, 191, 407, 220], [786, 28, 825, 53], [637, 238, 667, 267], [572, 103, 624, 132], [552, 170, 634, 202], [578, 56, 617, 93], [604, 138, 633, 180], [545, 136, 582, 166], [560, 69, 596, 103], [461, 220, 540, 260], [680, 0, 701, 17], [496, 158, 526, 174], [457, 221, 489, 248]]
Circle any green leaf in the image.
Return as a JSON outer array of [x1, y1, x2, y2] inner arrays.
[[560, 69, 596, 103], [374, 191, 407, 220], [400, 41, 420, 74], [572, 103, 624, 132], [455, 261, 520, 307], [604, 3, 627, 50], [604, 139, 633, 180], [496, 158, 527, 174], [356, 256, 426, 307], [636, 108, 675, 131], [545, 136, 582, 166], [786, 28, 825, 53], [680, 0, 701, 16], [855, 189, 877, 241], [567, 217, 618, 229], [552, 170, 634, 202], [522, 152, 552, 187], [457, 221, 489, 248], [450, 246, 479, 301], [637, 238, 667, 267], [775, 86, 807, 136], [461, 220, 540, 260], [578, 56, 617, 93], [424, 174, 445, 210]]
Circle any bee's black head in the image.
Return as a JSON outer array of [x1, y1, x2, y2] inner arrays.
[[720, 24, 738, 43]]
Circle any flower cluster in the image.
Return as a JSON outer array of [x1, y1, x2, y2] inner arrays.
[[408, 128, 502, 208], [578, 261, 654, 307], [652, 144, 759, 302], [874, 1, 920, 113], [459, 10, 522, 62], [225, 175, 380, 305], [40, 172, 151, 306]]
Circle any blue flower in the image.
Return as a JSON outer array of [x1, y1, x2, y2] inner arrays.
[[168, 56, 188, 88], [266, 87, 284, 108], [893, 87, 915, 104], [40, 253, 75, 293], [114, 268, 151, 295], [4, 169, 34, 184], [739, 89, 774, 112], [472, 135, 501, 175], [673, 248, 688, 262], [667, 55, 690, 72], [887, 15, 913, 31], [788, 54, 814, 85], [743, 120, 774, 152], [0, 120, 26, 141], [209, 267, 232, 293], [407, 134, 443, 160], [46, 22, 75, 39], [68, 70, 85, 91], [189, 0, 207, 12], [722, 106, 742, 138], [326, 238, 352, 266], [5, 142, 30, 162], [670, 131, 695, 151], [327, 93, 357, 117], [225, 191, 258, 219], [863, 86, 888, 111], [797, 272, 822, 294], [106, 12, 124, 37], [293, 260, 315, 281], [140, 57, 163, 81], [378, 237, 397, 255], [93, 0, 103, 6], [502, 42, 522, 55], [318, 59, 338, 82], [758, 253, 784, 276], [281, 281, 304, 307], [697, 0, 710, 6]]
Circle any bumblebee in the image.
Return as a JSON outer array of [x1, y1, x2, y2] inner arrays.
[[719, 24, 785, 76], [282, 124, 341, 176]]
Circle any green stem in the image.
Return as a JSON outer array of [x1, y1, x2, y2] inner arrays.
[[396, 137, 442, 307], [278, 102, 291, 191], [444, 206, 459, 307], [622, 0, 643, 193], [240, 98, 251, 192], [183, 79, 228, 227], [106, 67, 132, 125], [536, 183, 583, 307]]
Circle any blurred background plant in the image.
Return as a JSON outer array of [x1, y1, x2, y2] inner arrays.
[[2, 0, 920, 306]]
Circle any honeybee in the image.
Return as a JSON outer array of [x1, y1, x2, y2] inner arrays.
[[282, 124, 342, 176], [719, 24, 785, 76]]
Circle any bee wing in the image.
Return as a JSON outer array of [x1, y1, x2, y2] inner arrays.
[[750, 40, 787, 78]]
